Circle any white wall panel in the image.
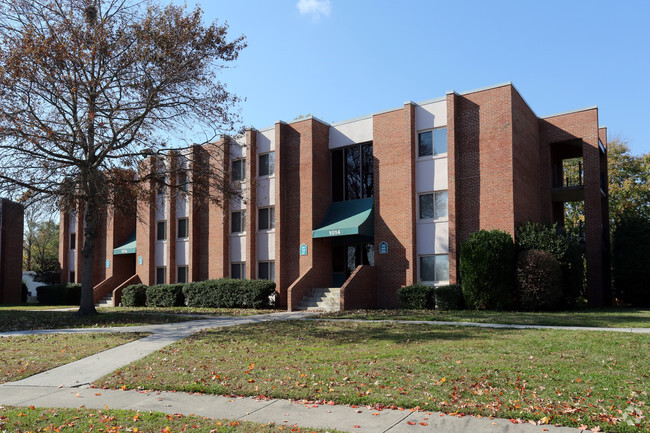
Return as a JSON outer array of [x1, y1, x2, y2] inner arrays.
[[330, 117, 373, 149], [176, 240, 189, 266], [414, 100, 447, 131], [229, 235, 246, 262]]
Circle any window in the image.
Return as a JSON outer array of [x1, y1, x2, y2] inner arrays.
[[156, 175, 167, 195], [259, 152, 275, 177], [178, 170, 189, 192], [419, 254, 449, 283], [69, 271, 75, 282], [418, 191, 448, 220], [156, 221, 167, 241], [156, 267, 166, 284], [231, 262, 246, 279], [70, 233, 76, 249], [418, 127, 447, 157], [231, 210, 246, 233], [258, 261, 275, 281], [177, 266, 188, 284], [177, 218, 188, 239], [331, 142, 373, 202], [232, 159, 246, 181], [258, 207, 275, 230]]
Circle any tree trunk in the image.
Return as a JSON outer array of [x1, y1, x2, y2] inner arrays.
[[77, 201, 98, 316]]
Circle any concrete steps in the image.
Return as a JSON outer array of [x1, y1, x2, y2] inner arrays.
[[296, 287, 340, 312], [96, 294, 114, 308]]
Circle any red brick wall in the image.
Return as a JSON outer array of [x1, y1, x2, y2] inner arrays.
[[373, 104, 416, 308], [511, 87, 544, 227], [206, 139, 229, 280], [59, 210, 70, 283], [136, 159, 156, 285], [0, 199, 24, 303]]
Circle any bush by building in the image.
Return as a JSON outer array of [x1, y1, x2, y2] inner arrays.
[[612, 217, 650, 307], [397, 284, 435, 309], [434, 284, 464, 310], [145, 284, 185, 307], [459, 229, 515, 310], [121, 284, 148, 307], [183, 278, 276, 309], [36, 283, 81, 305], [515, 222, 584, 307], [515, 250, 563, 311]]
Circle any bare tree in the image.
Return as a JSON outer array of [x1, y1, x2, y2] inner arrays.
[[0, 0, 246, 315]]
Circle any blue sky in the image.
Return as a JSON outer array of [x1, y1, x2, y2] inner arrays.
[[180, 0, 650, 155]]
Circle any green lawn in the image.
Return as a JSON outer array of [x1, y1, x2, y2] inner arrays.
[[322, 307, 650, 328], [0, 406, 340, 433], [0, 333, 145, 383], [95, 320, 649, 432], [0, 307, 278, 332]]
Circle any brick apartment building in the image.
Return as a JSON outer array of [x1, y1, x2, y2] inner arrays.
[[1, 198, 24, 304], [59, 82, 610, 309]]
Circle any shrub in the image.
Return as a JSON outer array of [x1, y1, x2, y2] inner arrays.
[[459, 229, 515, 310], [36, 283, 81, 305], [21, 281, 28, 303], [146, 284, 185, 307], [397, 284, 434, 309], [121, 284, 148, 307], [183, 279, 276, 309], [515, 222, 584, 307], [434, 284, 464, 310], [612, 217, 650, 307], [516, 250, 563, 311]]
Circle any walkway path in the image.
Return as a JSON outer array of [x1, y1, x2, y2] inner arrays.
[[1, 312, 614, 433]]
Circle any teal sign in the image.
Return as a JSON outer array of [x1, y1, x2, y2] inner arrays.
[[300, 243, 308, 256], [138, 256, 143, 265], [106, 260, 110, 269], [379, 241, 388, 254]]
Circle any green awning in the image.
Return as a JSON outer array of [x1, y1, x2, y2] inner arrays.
[[113, 230, 136, 255], [313, 198, 374, 239]]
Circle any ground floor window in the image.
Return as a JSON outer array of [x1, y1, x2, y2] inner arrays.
[[177, 266, 188, 283], [419, 254, 449, 284], [231, 262, 246, 279], [69, 271, 75, 282], [156, 267, 166, 284], [258, 261, 275, 281]]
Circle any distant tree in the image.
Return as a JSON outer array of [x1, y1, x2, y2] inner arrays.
[[0, 0, 245, 315], [607, 138, 650, 227], [23, 208, 59, 272]]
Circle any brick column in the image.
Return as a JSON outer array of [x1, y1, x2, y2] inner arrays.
[[446, 92, 459, 285], [208, 139, 230, 279], [136, 158, 156, 285], [274, 121, 286, 306], [59, 210, 70, 283], [246, 129, 258, 279]]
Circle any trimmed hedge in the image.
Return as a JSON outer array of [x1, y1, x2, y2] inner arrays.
[[460, 229, 515, 310], [516, 250, 563, 311], [397, 284, 435, 309], [515, 222, 584, 307], [36, 283, 82, 305], [146, 284, 185, 307], [121, 284, 148, 307], [434, 284, 464, 310], [183, 278, 276, 308]]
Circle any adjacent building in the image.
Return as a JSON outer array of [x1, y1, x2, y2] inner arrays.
[[1, 198, 24, 304], [59, 82, 610, 309]]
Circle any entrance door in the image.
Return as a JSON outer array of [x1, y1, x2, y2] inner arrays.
[[332, 243, 374, 287]]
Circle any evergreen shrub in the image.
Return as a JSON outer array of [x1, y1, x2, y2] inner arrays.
[[121, 284, 148, 307], [183, 279, 276, 309], [515, 222, 584, 307], [36, 283, 81, 305], [459, 229, 515, 310], [146, 284, 185, 307], [434, 284, 464, 310], [397, 284, 434, 309], [516, 250, 563, 311]]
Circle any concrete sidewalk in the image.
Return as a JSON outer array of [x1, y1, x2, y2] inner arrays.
[[0, 312, 587, 432]]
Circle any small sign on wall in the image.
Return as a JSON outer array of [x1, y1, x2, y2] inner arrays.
[[106, 260, 110, 269], [138, 256, 143, 266], [379, 241, 388, 254], [300, 243, 308, 256]]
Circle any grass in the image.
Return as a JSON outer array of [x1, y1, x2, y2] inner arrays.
[[95, 320, 649, 432], [0, 406, 341, 433], [0, 307, 278, 332], [322, 307, 650, 328], [0, 333, 145, 383]]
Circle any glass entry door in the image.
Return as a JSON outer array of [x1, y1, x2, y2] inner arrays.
[[332, 243, 374, 287]]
